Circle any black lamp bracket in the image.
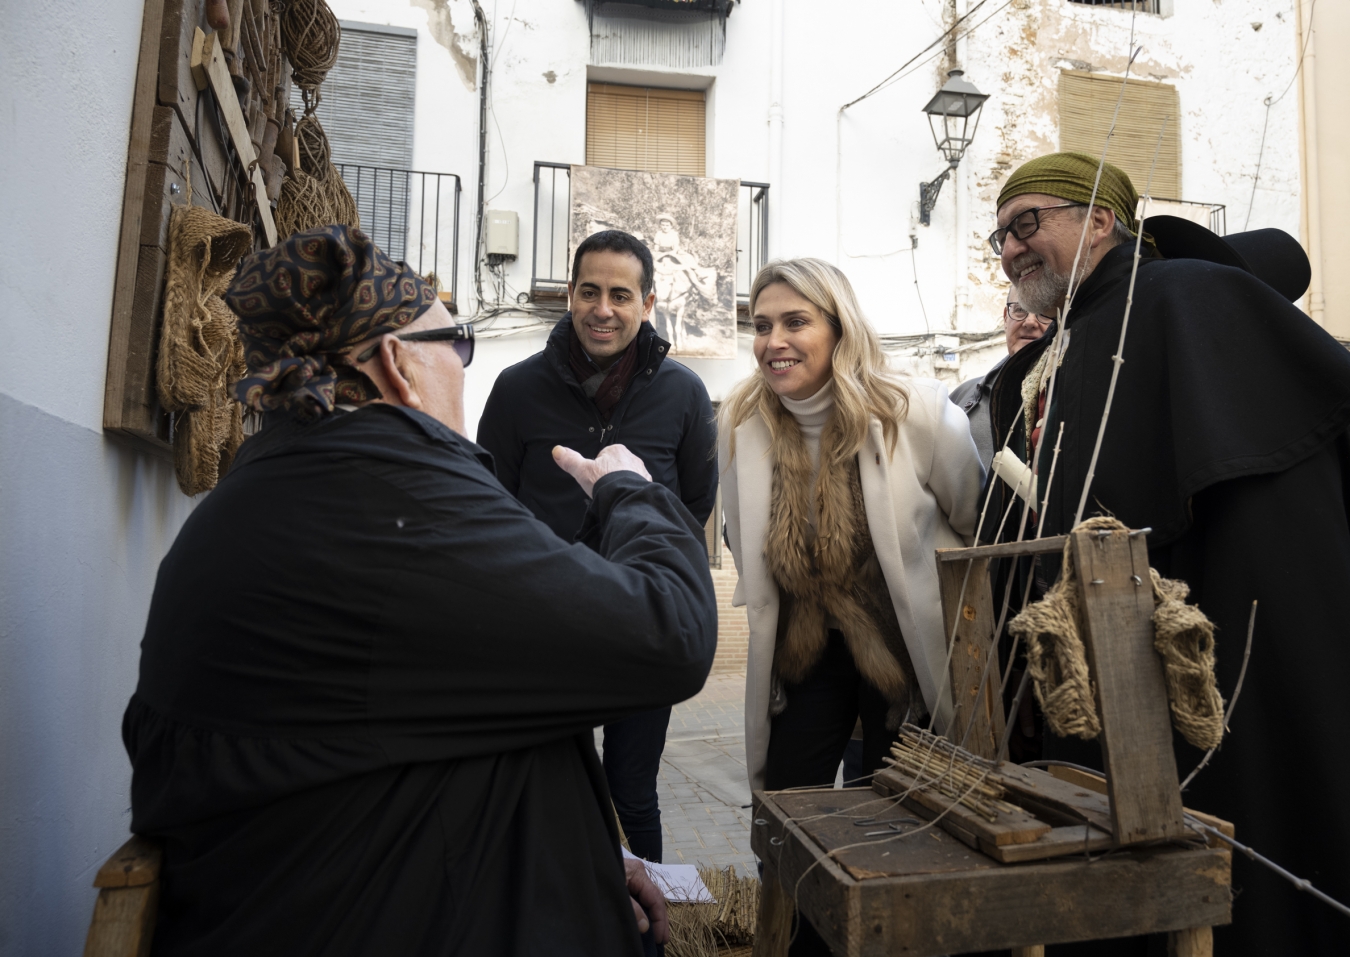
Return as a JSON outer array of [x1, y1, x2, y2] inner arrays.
[[918, 161, 959, 227]]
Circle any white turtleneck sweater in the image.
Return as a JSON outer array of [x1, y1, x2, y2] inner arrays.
[[780, 378, 835, 481]]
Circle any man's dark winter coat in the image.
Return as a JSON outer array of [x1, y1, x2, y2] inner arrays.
[[985, 243, 1350, 956], [124, 404, 717, 956], [477, 316, 718, 541]]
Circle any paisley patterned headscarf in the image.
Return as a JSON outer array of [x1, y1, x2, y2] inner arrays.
[[225, 226, 436, 419]]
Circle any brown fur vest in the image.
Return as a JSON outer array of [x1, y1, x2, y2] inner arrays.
[[764, 409, 916, 724]]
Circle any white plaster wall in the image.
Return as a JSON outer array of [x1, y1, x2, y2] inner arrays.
[[330, 0, 1303, 426], [0, 1, 198, 954]]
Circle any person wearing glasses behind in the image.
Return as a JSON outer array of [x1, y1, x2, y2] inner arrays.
[[123, 226, 718, 956], [948, 287, 1052, 470], [719, 259, 983, 955]]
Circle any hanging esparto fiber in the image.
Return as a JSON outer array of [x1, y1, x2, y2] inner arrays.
[[157, 204, 254, 496], [1008, 516, 1225, 748], [275, 114, 359, 240], [280, 0, 340, 110], [1149, 568, 1225, 750], [1007, 517, 1105, 740], [666, 864, 758, 957]]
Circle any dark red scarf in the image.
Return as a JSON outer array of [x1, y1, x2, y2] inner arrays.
[[568, 325, 642, 423]]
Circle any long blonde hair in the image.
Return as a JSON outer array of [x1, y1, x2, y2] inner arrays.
[[719, 258, 909, 466]]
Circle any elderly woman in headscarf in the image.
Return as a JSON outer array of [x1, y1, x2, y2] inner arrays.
[[123, 226, 716, 957]]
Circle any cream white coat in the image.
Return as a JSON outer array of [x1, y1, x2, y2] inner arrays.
[[719, 378, 985, 791]]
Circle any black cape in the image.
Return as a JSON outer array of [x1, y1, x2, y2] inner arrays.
[[984, 244, 1350, 955], [125, 404, 717, 956]]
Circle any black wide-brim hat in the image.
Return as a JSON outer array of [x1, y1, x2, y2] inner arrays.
[[1142, 214, 1311, 302]]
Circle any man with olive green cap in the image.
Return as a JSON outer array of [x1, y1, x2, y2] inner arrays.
[[982, 152, 1350, 955]]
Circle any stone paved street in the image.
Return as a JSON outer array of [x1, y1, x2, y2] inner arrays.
[[597, 672, 758, 876]]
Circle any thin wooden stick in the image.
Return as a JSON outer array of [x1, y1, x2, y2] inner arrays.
[[1179, 600, 1257, 791]]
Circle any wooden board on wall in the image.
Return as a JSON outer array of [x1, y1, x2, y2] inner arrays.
[[105, 0, 288, 455]]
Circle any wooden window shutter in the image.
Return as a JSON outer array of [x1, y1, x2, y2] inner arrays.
[[1058, 71, 1181, 199], [586, 83, 706, 176]]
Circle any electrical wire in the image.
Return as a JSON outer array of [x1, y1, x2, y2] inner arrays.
[[1243, 0, 1317, 230], [841, 0, 992, 111]]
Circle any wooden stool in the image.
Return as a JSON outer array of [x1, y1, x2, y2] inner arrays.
[[83, 835, 160, 957]]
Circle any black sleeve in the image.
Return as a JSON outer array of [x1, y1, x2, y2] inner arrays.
[[475, 377, 523, 496], [363, 461, 718, 763], [674, 381, 718, 527]]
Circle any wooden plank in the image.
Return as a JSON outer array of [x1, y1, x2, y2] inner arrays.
[[937, 557, 1006, 759], [872, 767, 1050, 847], [196, 28, 277, 245], [982, 824, 1112, 863], [1042, 764, 1235, 846], [157, 0, 201, 133], [93, 835, 162, 889], [992, 764, 1116, 834], [141, 107, 188, 250], [1013, 948, 1045, 957], [752, 791, 862, 957], [104, 0, 168, 437], [937, 535, 1068, 564], [82, 884, 158, 957], [1069, 527, 1186, 844]]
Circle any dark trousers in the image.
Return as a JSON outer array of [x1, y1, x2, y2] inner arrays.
[[763, 631, 900, 956], [603, 706, 672, 863]]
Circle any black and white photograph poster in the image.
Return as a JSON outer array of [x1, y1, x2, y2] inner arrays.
[[570, 165, 739, 360]]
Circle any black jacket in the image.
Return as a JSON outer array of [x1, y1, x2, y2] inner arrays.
[[477, 316, 718, 541], [986, 244, 1350, 955], [124, 404, 717, 956]]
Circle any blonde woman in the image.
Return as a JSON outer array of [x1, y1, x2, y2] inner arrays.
[[720, 259, 984, 812]]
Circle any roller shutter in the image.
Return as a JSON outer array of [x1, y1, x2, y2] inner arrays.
[[586, 83, 706, 176], [1058, 70, 1180, 199]]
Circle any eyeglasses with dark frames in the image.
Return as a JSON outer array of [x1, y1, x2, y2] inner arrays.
[[988, 203, 1086, 254], [1004, 302, 1054, 325], [354, 325, 474, 367]]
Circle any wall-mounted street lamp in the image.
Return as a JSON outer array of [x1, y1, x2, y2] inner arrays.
[[918, 69, 988, 226]]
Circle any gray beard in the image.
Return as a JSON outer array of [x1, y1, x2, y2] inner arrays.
[[1017, 265, 1071, 317]]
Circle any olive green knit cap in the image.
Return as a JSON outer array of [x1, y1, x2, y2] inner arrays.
[[997, 151, 1141, 237]]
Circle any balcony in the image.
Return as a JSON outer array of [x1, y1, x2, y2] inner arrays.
[[335, 165, 463, 311], [1137, 197, 1226, 235], [531, 161, 769, 314]]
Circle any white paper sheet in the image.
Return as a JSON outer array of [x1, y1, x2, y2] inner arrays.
[[622, 847, 717, 903]]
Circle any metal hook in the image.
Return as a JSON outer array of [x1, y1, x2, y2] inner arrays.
[[754, 818, 768, 827]]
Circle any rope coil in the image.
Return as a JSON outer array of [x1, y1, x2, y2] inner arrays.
[[275, 114, 359, 239], [280, 0, 340, 106]]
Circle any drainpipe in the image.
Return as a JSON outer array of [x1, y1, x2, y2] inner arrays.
[[767, 0, 784, 258], [1296, 0, 1325, 328], [472, 0, 489, 311], [952, 0, 970, 331]]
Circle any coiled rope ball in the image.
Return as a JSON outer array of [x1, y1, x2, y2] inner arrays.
[[280, 0, 340, 112]]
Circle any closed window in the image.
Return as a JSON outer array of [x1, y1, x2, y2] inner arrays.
[[586, 83, 706, 176], [1058, 70, 1180, 199]]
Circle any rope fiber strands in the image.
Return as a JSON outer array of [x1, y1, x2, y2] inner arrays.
[[275, 114, 360, 239], [1007, 517, 1225, 748], [666, 865, 758, 957], [280, 0, 340, 110], [157, 204, 255, 495]]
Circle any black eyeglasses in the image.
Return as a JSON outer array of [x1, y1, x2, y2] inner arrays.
[[1004, 302, 1053, 325], [988, 203, 1086, 254], [354, 325, 474, 367]]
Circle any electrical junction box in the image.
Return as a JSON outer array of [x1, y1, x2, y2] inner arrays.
[[486, 209, 519, 262]]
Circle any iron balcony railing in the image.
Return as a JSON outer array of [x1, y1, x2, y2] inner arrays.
[[532, 161, 770, 305], [335, 165, 462, 311], [1137, 197, 1227, 236]]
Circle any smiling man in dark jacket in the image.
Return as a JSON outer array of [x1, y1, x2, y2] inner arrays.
[[477, 229, 717, 863]]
